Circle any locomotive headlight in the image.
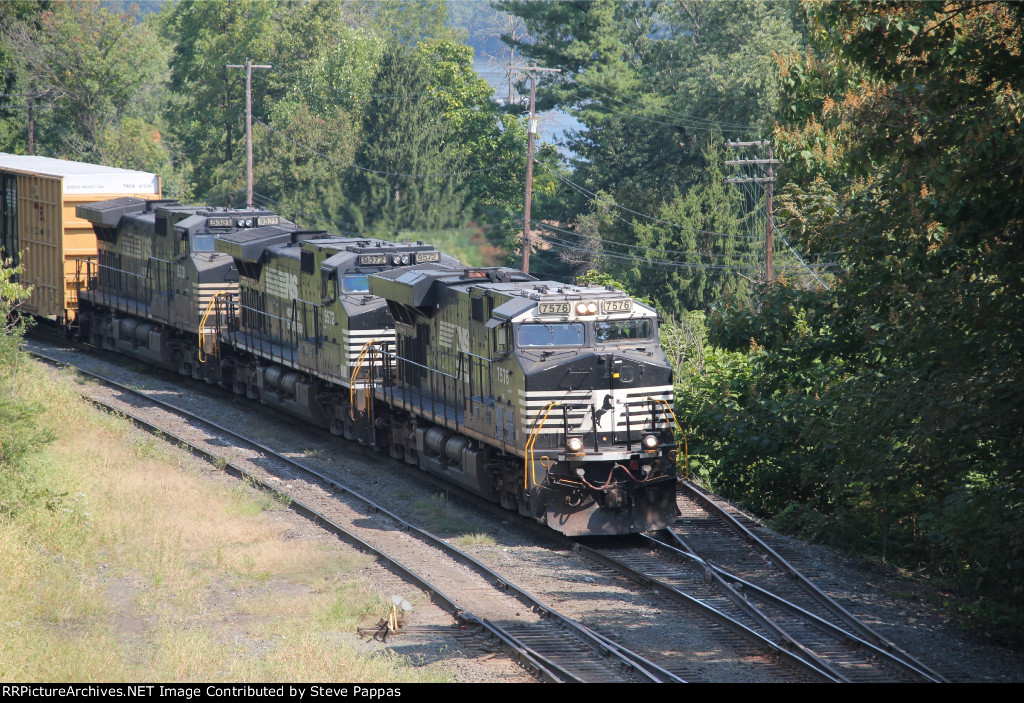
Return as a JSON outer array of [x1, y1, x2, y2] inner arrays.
[[641, 434, 659, 450], [586, 302, 598, 314], [566, 436, 585, 453], [401, 254, 411, 265], [575, 302, 588, 315], [392, 255, 401, 265]]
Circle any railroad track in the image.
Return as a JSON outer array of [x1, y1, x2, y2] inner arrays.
[[567, 481, 947, 683], [25, 333, 948, 683], [670, 480, 947, 682], [27, 342, 680, 684]]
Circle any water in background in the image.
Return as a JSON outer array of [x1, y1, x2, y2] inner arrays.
[[473, 57, 581, 159]]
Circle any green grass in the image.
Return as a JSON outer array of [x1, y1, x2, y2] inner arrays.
[[411, 492, 475, 534], [0, 356, 453, 682], [454, 532, 497, 547]]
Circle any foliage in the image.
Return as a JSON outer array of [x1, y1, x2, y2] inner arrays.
[[419, 37, 529, 227], [0, 262, 31, 369], [1, 0, 168, 161], [370, 0, 455, 46], [162, 0, 279, 201], [0, 264, 50, 508], [343, 42, 468, 233], [684, 1, 1024, 639], [623, 139, 755, 315], [98, 117, 188, 199], [497, 0, 804, 309]]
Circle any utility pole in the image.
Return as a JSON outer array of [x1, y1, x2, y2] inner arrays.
[[227, 59, 271, 209], [725, 140, 780, 284], [510, 63, 560, 275]]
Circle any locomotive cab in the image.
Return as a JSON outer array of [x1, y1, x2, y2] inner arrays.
[[502, 290, 678, 536]]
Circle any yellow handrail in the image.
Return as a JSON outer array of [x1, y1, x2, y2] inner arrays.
[[524, 401, 559, 490], [649, 396, 688, 479], [197, 291, 227, 363], [349, 338, 382, 420]]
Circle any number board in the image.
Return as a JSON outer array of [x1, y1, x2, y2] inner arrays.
[[256, 216, 279, 226], [601, 299, 632, 314], [357, 254, 388, 266], [207, 217, 232, 228], [415, 251, 440, 263], [537, 301, 571, 316]]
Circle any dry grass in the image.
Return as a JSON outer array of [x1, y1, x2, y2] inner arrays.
[[0, 360, 451, 683]]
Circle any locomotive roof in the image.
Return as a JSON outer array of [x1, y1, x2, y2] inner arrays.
[[369, 265, 535, 308], [216, 229, 329, 262], [78, 197, 289, 231], [369, 264, 638, 311], [216, 229, 448, 266]]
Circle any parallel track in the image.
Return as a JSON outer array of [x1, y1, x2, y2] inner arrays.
[[26, 332, 948, 683], [670, 480, 946, 681], [28, 344, 681, 684], [593, 481, 947, 682]]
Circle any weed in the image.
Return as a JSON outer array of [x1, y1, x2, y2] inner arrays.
[[411, 493, 474, 534], [227, 476, 275, 516], [455, 532, 496, 547]]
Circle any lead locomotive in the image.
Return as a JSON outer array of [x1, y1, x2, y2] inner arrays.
[[362, 265, 679, 536]]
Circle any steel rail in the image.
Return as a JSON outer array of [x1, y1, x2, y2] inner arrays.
[[647, 532, 942, 683], [573, 541, 840, 682], [678, 480, 948, 683], [28, 345, 678, 684]]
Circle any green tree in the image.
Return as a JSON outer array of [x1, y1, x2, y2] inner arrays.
[[497, 0, 803, 309], [371, 0, 455, 46], [624, 140, 754, 315], [163, 0, 279, 201], [344, 43, 468, 233], [417, 37, 529, 228], [0, 1, 54, 153], [3, 1, 166, 159], [695, 1, 1024, 636], [0, 262, 31, 371]]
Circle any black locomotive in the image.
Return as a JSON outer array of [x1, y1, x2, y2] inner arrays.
[[75, 197, 680, 536]]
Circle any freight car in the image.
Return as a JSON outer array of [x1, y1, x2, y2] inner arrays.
[[0, 153, 161, 325]]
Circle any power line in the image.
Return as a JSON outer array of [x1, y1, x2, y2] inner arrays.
[[531, 223, 760, 271], [534, 159, 760, 240], [254, 116, 516, 179], [530, 219, 759, 260], [564, 78, 762, 134]]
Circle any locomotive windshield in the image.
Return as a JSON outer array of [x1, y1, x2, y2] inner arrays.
[[518, 322, 585, 347], [342, 274, 369, 293], [192, 234, 215, 252], [595, 319, 653, 343]]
